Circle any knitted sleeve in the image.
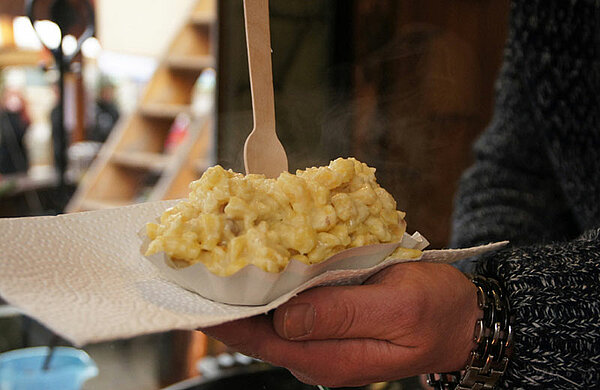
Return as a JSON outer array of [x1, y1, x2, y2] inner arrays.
[[450, 0, 582, 260], [453, 0, 600, 249], [450, 0, 600, 387], [475, 230, 600, 388]]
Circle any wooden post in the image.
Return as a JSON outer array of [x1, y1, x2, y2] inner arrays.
[[72, 53, 86, 143], [0, 15, 15, 48]]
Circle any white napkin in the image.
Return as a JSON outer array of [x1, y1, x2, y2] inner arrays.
[[0, 201, 507, 346]]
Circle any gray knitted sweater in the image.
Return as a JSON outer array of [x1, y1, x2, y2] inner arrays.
[[451, 0, 600, 388]]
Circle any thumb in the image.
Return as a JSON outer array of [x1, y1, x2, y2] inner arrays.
[[273, 284, 395, 341]]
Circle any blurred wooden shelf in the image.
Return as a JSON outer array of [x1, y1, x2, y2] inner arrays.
[[167, 55, 214, 71], [78, 198, 135, 211], [63, 2, 218, 384], [194, 158, 212, 174], [0, 48, 40, 68], [66, 0, 217, 214], [191, 13, 215, 26], [112, 151, 172, 173], [191, 1, 215, 26], [139, 103, 191, 119]]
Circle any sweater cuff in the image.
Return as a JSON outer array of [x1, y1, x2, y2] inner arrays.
[[473, 230, 600, 388]]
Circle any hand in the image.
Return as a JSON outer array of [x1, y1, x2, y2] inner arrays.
[[202, 262, 481, 388]]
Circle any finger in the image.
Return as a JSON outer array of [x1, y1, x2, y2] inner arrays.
[[203, 316, 425, 387], [201, 315, 279, 361], [279, 339, 427, 387], [283, 339, 409, 387], [272, 284, 410, 341]]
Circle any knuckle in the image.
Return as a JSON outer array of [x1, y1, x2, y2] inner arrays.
[[330, 293, 359, 337], [294, 345, 387, 388], [397, 283, 430, 327], [298, 343, 357, 386], [322, 348, 368, 387]]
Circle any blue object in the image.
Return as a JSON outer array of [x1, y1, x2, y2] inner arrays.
[[0, 347, 98, 390]]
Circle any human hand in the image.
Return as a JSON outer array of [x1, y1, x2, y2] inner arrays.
[[202, 262, 481, 387]]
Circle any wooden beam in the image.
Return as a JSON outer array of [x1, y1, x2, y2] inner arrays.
[[0, 1, 26, 17], [72, 53, 86, 143], [0, 0, 57, 18], [0, 48, 40, 68]]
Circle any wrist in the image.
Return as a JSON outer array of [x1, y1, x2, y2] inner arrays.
[[427, 275, 513, 390], [459, 278, 484, 367]]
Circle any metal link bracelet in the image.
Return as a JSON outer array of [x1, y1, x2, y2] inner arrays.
[[426, 275, 514, 390]]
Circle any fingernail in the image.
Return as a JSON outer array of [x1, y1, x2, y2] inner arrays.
[[283, 303, 314, 339]]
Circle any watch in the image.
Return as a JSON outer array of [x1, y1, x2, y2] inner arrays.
[[427, 275, 514, 390]]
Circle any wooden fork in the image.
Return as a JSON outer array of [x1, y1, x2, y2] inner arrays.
[[243, 0, 289, 178]]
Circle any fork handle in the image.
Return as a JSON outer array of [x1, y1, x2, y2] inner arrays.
[[243, 0, 277, 132]]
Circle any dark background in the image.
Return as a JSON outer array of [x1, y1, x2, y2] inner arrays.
[[217, 0, 510, 248]]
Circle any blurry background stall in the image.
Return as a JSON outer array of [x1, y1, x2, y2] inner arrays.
[[0, 0, 510, 389]]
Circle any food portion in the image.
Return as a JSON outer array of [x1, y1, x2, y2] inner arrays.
[[145, 158, 408, 276]]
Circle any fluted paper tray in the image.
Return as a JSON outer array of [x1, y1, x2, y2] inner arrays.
[[141, 230, 430, 306], [0, 200, 507, 346]]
